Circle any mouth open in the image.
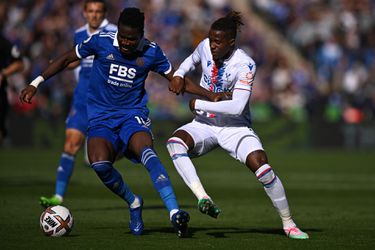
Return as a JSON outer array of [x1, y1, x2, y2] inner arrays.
[[120, 47, 131, 54]]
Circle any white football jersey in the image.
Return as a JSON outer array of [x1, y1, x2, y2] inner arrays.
[[175, 38, 256, 127]]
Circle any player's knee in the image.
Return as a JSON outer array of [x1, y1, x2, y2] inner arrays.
[[245, 150, 268, 172], [166, 137, 189, 158], [255, 164, 277, 188], [63, 139, 82, 155], [91, 161, 112, 179]]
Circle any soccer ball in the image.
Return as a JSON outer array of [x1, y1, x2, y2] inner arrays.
[[40, 205, 74, 237]]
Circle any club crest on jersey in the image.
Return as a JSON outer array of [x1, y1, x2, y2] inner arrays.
[[108, 63, 137, 87], [136, 57, 145, 67]]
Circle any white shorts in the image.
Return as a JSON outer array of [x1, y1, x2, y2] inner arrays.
[[176, 120, 264, 164]]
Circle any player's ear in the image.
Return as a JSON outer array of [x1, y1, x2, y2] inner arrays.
[[229, 38, 235, 47]]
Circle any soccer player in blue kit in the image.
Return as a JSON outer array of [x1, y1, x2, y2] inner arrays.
[[40, 0, 117, 208], [20, 7, 220, 238]]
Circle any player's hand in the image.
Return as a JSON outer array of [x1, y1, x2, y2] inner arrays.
[[19, 85, 37, 104], [209, 91, 232, 102], [169, 76, 185, 95], [189, 98, 196, 112]]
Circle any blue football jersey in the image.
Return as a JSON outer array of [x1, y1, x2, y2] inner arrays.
[[73, 19, 117, 99], [75, 31, 172, 124]]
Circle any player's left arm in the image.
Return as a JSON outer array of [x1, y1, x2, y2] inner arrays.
[[191, 63, 255, 115]]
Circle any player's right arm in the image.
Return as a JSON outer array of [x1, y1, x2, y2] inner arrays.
[[19, 49, 79, 104], [169, 40, 202, 95]]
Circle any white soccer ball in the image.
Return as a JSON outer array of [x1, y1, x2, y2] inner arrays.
[[40, 205, 74, 237]]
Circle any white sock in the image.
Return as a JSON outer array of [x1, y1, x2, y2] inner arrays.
[[169, 209, 179, 220], [167, 137, 208, 200], [54, 194, 63, 202], [255, 164, 296, 229], [129, 196, 141, 209]]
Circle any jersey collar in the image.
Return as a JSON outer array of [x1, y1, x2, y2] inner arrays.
[[86, 19, 109, 36]]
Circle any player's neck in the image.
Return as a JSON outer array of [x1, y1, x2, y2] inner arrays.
[[214, 48, 234, 66], [88, 27, 99, 34]]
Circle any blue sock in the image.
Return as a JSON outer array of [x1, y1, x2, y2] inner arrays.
[[141, 147, 179, 212], [91, 161, 135, 206], [55, 153, 75, 197]]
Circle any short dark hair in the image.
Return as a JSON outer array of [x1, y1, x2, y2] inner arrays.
[[84, 0, 107, 12], [210, 11, 244, 39], [118, 8, 145, 35]]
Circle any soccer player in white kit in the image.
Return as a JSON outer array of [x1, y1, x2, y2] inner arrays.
[[166, 11, 309, 240]]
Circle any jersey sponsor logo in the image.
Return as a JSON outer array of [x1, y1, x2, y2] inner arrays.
[[108, 63, 136, 85]]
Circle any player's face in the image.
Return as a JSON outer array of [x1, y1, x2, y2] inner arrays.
[[84, 2, 106, 30], [208, 29, 235, 61], [117, 24, 142, 57]]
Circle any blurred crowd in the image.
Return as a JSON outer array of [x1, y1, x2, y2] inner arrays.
[[1, 0, 374, 125], [252, 0, 375, 124]]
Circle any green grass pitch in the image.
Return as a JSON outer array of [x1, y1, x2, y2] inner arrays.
[[1, 144, 375, 249]]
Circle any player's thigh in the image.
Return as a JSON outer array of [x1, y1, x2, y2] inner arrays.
[[176, 120, 218, 157], [219, 127, 264, 164], [87, 125, 118, 163], [65, 100, 88, 134]]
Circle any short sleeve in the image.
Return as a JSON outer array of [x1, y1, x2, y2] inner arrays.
[[151, 44, 172, 75], [75, 34, 97, 59]]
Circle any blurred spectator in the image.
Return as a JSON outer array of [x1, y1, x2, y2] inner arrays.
[[0, 33, 25, 145], [252, 0, 375, 125], [1, 0, 374, 132]]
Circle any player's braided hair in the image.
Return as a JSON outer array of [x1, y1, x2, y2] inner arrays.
[[118, 8, 145, 36], [84, 0, 107, 12], [211, 10, 244, 39]]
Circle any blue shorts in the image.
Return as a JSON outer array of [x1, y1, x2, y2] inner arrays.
[[65, 99, 88, 134], [87, 111, 153, 163]]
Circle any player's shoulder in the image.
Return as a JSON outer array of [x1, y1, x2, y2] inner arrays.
[[97, 30, 117, 41], [233, 48, 256, 68], [143, 39, 163, 54], [235, 48, 255, 63], [200, 38, 210, 49], [103, 23, 117, 32], [75, 24, 87, 35], [147, 40, 159, 49]]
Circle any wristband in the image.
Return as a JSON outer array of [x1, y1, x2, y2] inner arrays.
[[173, 69, 185, 78], [30, 75, 45, 88]]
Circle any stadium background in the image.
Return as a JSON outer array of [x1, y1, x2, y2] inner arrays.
[[1, 0, 374, 149]]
